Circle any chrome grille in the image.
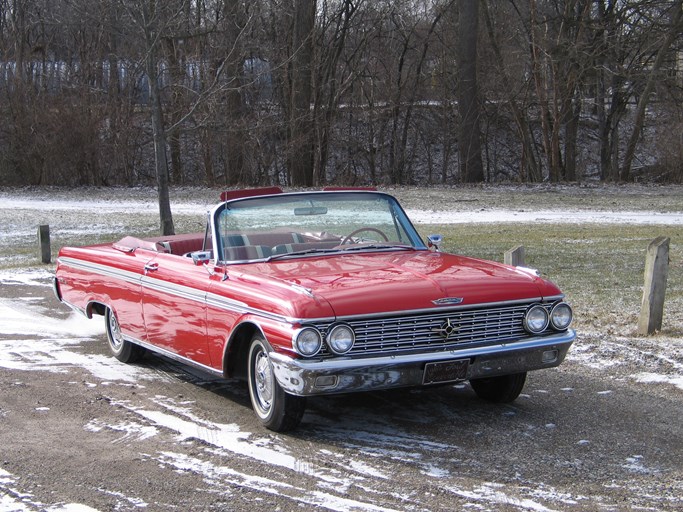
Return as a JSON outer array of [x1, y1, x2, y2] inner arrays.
[[316, 302, 552, 358]]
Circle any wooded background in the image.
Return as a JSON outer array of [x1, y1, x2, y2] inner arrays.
[[2, 0, 682, 191]]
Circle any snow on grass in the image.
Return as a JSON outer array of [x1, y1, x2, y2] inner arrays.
[[0, 197, 211, 215], [406, 208, 683, 225]]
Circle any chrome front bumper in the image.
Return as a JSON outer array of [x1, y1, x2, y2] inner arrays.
[[270, 330, 576, 396]]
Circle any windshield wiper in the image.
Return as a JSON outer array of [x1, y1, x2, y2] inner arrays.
[[339, 244, 416, 252], [267, 248, 340, 261]]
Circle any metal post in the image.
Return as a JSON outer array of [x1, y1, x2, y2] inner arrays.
[[38, 225, 51, 264]]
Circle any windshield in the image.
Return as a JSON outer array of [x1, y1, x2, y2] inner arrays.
[[212, 192, 426, 263]]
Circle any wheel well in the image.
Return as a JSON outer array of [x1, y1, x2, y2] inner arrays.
[[224, 323, 261, 381], [87, 302, 107, 318]]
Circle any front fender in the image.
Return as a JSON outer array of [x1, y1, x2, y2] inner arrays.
[[222, 315, 299, 380]]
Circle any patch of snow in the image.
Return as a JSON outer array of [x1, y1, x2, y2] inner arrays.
[[0, 297, 102, 338], [0, 269, 53, 287], [45, 505, 102, 512], [634, 372, 683, 391], [95, 489, 147, 509], [155, 451, 399, 512], [420, 464, 450, 478], [444, 482, 555, 512], [84, 419, 159, 443], [622, 455, 658, 475], [1, 468, 100, 512]]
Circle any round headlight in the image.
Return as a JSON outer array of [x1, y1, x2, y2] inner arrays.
[[524, 305, 549, 334], [326, 324, 355, 354], [294, 327, 322, 356], [550, 302, 573, 330]]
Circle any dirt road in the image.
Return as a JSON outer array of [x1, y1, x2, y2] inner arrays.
[[1, 270, 681, 511]]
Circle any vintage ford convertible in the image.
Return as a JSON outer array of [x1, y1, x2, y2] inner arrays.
[[54, 188, 575, 431]]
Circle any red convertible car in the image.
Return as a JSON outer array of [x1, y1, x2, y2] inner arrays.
[[54, 188, 575, 431]]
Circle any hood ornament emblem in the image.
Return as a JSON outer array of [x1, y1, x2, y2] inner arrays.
[[432, 297, 464, 306], [432, 319, 460, 339]]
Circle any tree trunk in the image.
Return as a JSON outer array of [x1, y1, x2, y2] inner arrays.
[[458, 0, 484, 183], [144, 7, 174, 236], [224, 0, 246, 185], [288, 0, 316, 186]]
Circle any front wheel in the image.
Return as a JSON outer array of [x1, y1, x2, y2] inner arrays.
[[247, 336, 306, 432], [470, 372, 527, 403], [105, 307, 146, 363]]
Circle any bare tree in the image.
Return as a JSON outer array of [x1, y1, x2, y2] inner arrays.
[[123, 0, 184, 235], [622, 0, 683, 180], [457, 0, 484, 182], [288, 0, 316, 186]]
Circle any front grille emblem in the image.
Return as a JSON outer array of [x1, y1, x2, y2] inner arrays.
[[432, 319, 460, 339], [432, 297, 464, 306]]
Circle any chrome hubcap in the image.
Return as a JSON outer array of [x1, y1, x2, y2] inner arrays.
[[108, 313, 123, 349], [254, 351, 273, 410]]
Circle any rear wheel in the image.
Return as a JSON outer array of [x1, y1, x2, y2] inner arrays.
[[247, 335, 306, 432], [105, 307, 145, 363], [470, 372, 527, 403]]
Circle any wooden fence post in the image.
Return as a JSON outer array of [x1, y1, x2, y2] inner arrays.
[[504, 245, 525, 266], [638, 236, 669, 335], [38, 225, 51, 264]]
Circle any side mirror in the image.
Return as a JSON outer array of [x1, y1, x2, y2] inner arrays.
[[427, 234, 443, 252], [191, 250, 212, 266]]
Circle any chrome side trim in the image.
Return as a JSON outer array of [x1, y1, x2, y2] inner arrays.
[[205, 292, 297, 324], [58, 257, 142, 286], [141, 276, 207, 303], [60, 298, 87, 317]]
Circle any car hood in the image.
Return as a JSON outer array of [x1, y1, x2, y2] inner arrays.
[[237, 250, 562, 318]]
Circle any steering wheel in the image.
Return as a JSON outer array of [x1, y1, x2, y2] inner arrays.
[[341, 227, 390, 245]]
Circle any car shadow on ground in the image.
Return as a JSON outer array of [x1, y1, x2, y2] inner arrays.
[[144, 349, 544, 428]]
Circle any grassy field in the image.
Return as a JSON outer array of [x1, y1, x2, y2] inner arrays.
[[1, 185, 681, 337]]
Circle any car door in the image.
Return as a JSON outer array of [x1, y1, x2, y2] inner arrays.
[[140, 253, 211, 367]]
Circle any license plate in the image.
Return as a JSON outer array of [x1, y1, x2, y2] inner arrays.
[[423, 359, 469, 385]]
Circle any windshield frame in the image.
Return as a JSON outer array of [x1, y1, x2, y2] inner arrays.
[[210, 191, 427, 264]]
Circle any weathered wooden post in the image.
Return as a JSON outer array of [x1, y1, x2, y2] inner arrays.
[[504, 245, 525, 266], [638, 236, 669, 335], [38, 225, 51, 264]]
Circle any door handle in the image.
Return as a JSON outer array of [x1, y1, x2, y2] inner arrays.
[[144, 262, 159, 272]]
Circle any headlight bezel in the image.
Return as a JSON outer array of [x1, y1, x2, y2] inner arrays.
[[293, 326, 323, 357], [524, 304, 550, 334], [326, 323, 356, 355], [550, 302, 573, 331]]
